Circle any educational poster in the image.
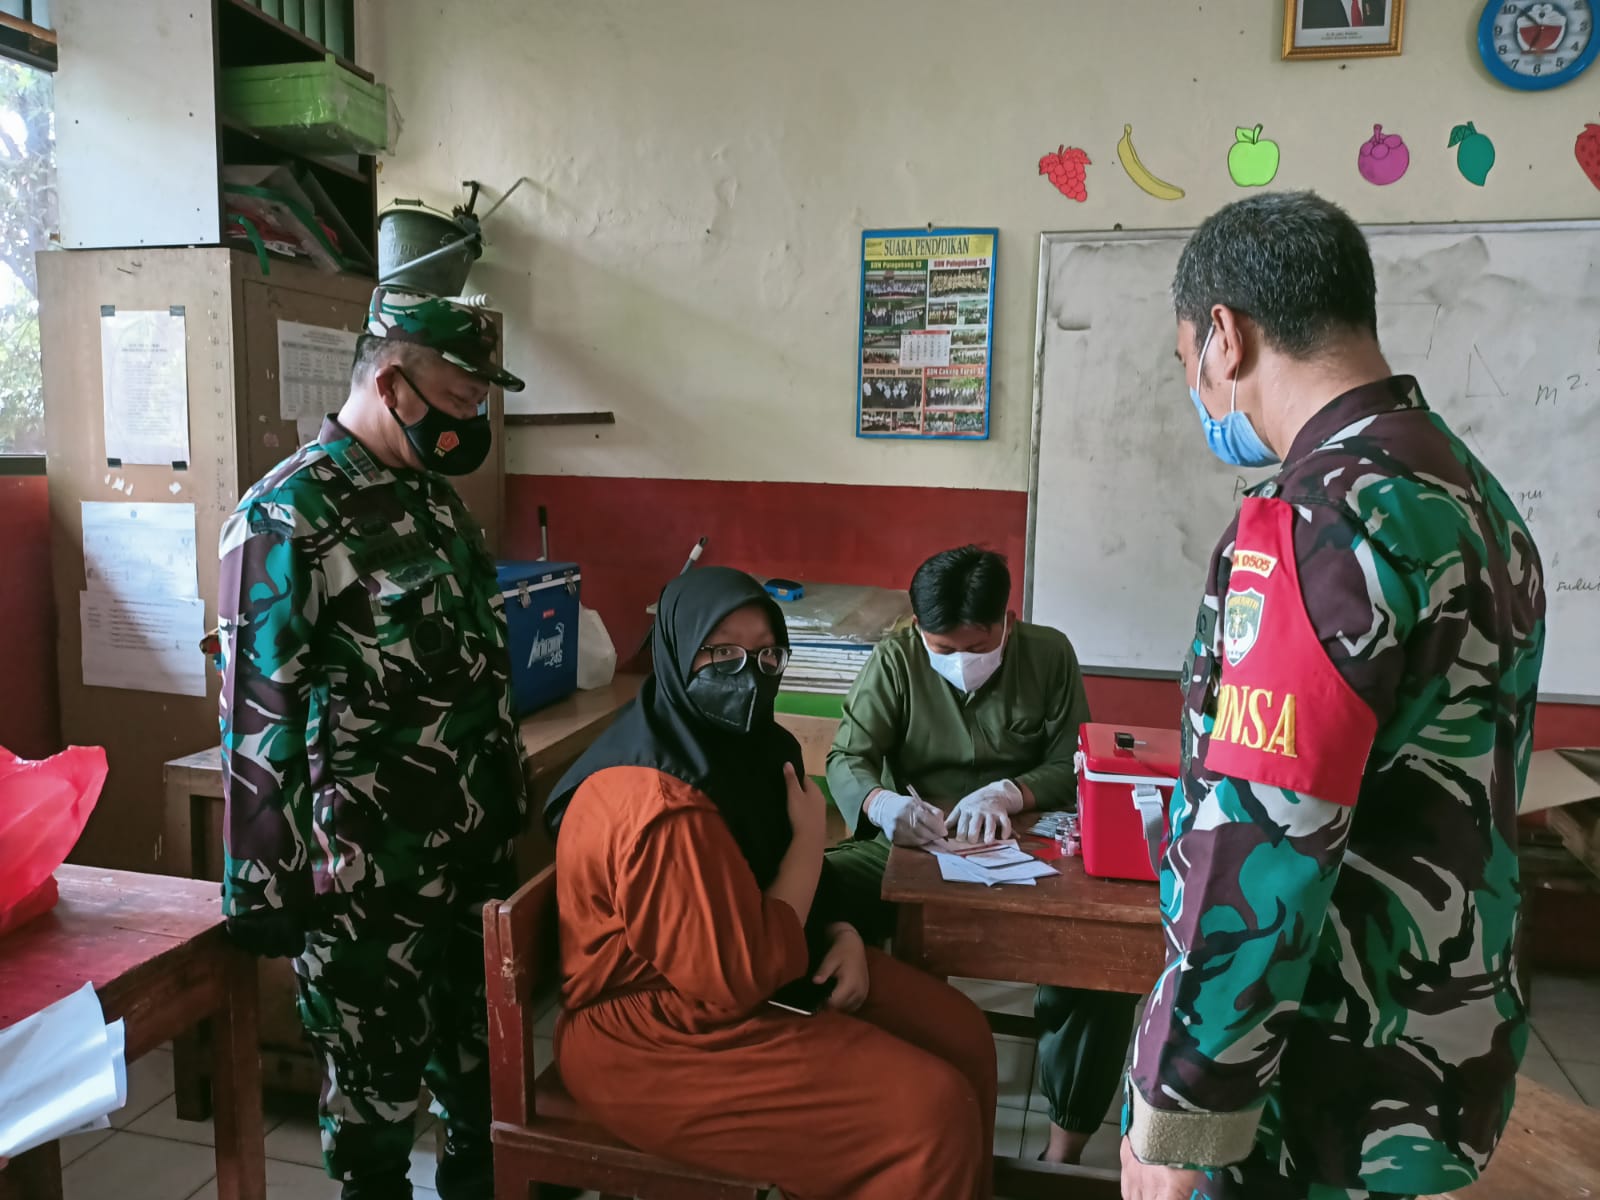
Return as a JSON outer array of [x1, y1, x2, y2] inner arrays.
[[857, 228, 996, 440]]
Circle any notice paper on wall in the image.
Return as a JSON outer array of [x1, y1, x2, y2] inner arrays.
[[81, 502, 198, 600], [99, 308, 190, 466], [79, 592, 207, 697], [277, 320, 359, 422], [79, 501, 203, 696]]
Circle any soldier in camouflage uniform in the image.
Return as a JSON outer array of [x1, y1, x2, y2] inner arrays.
[[218, 288, 528, 1200], [1120, 194, 1545, 1200]]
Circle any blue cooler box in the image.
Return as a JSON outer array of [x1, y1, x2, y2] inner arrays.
[[497, 561, 581, 716]]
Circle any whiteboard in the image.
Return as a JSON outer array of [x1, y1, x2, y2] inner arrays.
[[1026, 223, 1600, 702]]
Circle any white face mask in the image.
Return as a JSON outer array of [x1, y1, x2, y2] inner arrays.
[[922, 620, 1008, 693]]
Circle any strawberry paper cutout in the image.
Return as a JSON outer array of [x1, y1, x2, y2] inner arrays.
[[1039, 145, 1091, 202], [1577, 117, 1600, 191]]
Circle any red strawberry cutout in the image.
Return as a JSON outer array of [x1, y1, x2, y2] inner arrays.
[[1577, 118, 1600, 191], [1039, 145, 1091, 202]]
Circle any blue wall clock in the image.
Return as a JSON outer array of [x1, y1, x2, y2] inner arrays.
[[1479, 1, 1599, 89]]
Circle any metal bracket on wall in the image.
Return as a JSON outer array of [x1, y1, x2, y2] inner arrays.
[[504, 412, 616, 428]]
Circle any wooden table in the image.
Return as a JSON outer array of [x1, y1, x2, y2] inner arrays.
[[0, 867, 264, 1200], [882, 844, 1165, 1199], [162, 673, 647, 879], [882, 843, 1165, 994], [159, 674, 644, 1104]]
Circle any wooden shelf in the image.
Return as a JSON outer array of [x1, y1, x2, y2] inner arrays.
[[213, 1, 377, 267], [216, 0, 369, 80], [505, 412, 618, 428], [219, 116, 368, 183]]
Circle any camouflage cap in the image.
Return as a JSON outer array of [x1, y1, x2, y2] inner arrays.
[[366, 286, 525, 391]]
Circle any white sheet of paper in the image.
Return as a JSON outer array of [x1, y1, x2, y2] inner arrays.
[[277, 320, 359, 421], [1520, 748, 1600, 815], [81, 502, 198, 600], [982, 858, 1058, 883], [0, 984, 128, 1159], [79, 591, 207, 697], [934, 851, 1042, 887], [100, 309, 190, 466]]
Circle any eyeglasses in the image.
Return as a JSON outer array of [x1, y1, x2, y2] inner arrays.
[[700, 644, 790, 677]]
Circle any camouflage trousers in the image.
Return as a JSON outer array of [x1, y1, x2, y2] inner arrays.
[[292, 858, 517, 1183]]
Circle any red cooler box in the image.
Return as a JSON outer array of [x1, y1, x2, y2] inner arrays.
[[1075, 724, 1181, 882]]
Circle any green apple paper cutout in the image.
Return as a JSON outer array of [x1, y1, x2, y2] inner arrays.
[[1449, 122, 1496, 188], [1228, 125, 1280, 188]]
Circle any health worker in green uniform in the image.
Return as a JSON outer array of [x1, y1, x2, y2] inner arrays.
[[217, 288, 528, 1200], [826, 545, 1135, 1166]]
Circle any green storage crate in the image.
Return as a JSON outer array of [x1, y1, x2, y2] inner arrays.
[[221, 55, 386, 155]]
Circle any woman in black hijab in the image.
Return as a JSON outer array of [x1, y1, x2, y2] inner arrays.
[[544, 567, 996, 1200]]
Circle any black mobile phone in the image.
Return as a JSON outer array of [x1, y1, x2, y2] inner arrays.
[[767, 975, 836, 1016]]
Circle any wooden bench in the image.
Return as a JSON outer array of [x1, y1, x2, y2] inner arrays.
[[483, 866, 769, 1200]]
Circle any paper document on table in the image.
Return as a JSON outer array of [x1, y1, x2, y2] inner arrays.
[[80, 591, 207, 697], [0, 983, 128, 1158], [925, 837, 1009, 857], [100, 308, 190, 466], [936, 853, 1036, 887], [926, 838, 1036, 866], [933, 842, 1057, 887], [81, 502, 199, 600], [960, 844, 1035, 868]]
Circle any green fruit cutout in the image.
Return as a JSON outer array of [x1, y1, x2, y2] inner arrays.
[[1228, 124, 1280, 188], [1449, 121, 1496, 187]]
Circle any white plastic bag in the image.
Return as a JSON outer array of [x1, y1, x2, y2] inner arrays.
[[576, 605, 617, 690]]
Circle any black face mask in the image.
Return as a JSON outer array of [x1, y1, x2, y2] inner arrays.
[[686, 662, 782, 734], [390, 368, 492, 476]]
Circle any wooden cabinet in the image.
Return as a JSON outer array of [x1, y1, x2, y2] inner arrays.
[[41, 248, 506, 874], [57, 0, 376, 261]]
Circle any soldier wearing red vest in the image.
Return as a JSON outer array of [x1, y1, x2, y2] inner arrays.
[[1119, 193, 1545, 1200]]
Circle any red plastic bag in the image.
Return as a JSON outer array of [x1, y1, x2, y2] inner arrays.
[[0, 744, 108, 936]]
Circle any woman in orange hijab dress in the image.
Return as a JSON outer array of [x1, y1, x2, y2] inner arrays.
[[544, 567, 996, 1199]]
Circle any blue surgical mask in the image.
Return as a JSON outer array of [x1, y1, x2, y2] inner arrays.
[[1189, 325, 1279, 469]]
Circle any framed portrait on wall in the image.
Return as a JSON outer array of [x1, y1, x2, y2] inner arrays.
[[1284, 0, 1405, 59]]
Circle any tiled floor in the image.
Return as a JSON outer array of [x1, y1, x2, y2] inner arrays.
[[51, 972, 1599, 1198]]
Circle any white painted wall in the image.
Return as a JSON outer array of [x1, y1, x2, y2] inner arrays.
[[360, 0, 1600, 486]]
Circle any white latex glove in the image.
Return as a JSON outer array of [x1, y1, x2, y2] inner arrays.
[[867, 789, 944, 847], [946, 779, 1025, 843]]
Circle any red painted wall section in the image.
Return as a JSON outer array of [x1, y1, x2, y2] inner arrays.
[[503, 473, 1600, 749], [504, 475, 1029, 657], [0, 476, 60, 759], [1082, 676, 1599, 751]]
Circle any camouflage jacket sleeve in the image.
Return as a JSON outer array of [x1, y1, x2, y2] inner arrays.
[[217, 497, 324, 920], [825, 643, 908, 836], [1127, 495, 1416, 1167], [1013, 634, 1091, 808]]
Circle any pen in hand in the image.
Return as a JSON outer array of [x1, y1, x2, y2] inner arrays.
[[907, 785, 930, 836]]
